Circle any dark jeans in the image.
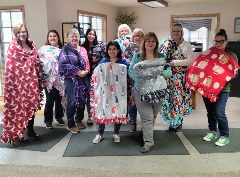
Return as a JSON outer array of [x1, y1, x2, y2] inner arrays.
[[202, 92, 229, 137], [44, 88, 64, 123], [86, 76, 91, 118], [65, 78, 85, 128], [98, 123, 121, 135], [128, 105, 137, 124]]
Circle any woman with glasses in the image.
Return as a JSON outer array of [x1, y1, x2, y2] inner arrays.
[[186, 29, 239, 146], [124, 28, 144, 133], [159, 23, 194, 132], [59, 28, 90, 133]]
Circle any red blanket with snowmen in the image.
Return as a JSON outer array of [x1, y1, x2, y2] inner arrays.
[[186, 47, 239, 102]]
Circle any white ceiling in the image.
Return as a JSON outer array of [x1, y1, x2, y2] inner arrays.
[[93, 0, 233, 7]]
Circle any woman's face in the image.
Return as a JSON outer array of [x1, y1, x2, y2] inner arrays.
[[214, 35, 228, 50], [16, 26, 27, 42], [120, 27, 129, 38], [171, 26, 182, 41], [145, 36, 157, 52], [87, 30, 96, 43], [108, 45, 119, 58], [48, 32, 59, 47], [69, 33, 80, 46], [133, 32, 143, 45]]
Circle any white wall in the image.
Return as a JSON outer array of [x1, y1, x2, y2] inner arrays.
[[121, 1, 240, 43], [46, 0, 119, 43], [0, 0, 48, 48]]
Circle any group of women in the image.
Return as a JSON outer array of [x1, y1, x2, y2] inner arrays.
[[1, 22, 238, 152]]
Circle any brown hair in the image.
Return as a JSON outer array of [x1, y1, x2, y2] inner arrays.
[[140, 32, 159, 60]]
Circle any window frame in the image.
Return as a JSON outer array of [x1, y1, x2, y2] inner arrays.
[[77, 10, 107, 43]]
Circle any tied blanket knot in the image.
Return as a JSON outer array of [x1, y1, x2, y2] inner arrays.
[[186, 47, 240, 102]]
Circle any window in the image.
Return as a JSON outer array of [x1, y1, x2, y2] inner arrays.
[[78, 10, 107, 44], [183, 27, 209, 51], [0, 6, 24, 96]]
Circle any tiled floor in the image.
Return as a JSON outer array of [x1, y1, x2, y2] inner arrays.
[[0, 97, 239, 174]]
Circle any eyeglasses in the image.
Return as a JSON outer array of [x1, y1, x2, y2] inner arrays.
[[134, 35, 142, 38], [213, 40, 226, 44]]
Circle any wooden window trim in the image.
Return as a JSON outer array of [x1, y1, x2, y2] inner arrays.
[[77, 10, 107, 42]]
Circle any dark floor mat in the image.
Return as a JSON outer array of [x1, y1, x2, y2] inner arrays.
[[181, 128, 240, 154], [0, 125, 69, 152], [63, 130, 189, 157]]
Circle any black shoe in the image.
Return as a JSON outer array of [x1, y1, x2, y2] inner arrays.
[[26, 130, 41, 140], [174, 124, 182, 132], [87, 118, 93, 125], [19, 137, 30, 143], [45, 122, 54, 129], [55, 119, 65, 126], [168, 126, 175, 131]]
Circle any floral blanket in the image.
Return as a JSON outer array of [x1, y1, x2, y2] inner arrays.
[[186, 47, 240, 102], [1, 38, 44, 143], [38, 45, 65, 106], [90, 62, 129, 124]]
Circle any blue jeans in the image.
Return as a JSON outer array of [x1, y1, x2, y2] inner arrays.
[[202, 92, 229, 137], [44, 88, 64, 123], [65, 78, 85, 128], [128, 105, 137, 124]]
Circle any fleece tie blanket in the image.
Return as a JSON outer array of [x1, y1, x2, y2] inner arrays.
[[186, 47, 240, 102], [38, 45, 65, 106], [90, 62, 129, 124], [1, 38, 44, 144]]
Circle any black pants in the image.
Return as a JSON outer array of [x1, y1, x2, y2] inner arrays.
[[44, 88, 64, 123], [98, 123, 121, 135], [27, 115, 35, 131]]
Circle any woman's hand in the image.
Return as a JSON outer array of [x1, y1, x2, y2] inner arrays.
[[123, 39, 130, 47], [77, 70, 88, 77], [170, 61, 174, 67]]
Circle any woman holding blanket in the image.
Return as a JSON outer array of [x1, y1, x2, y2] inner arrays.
[[159, 23, 194, 132], [1, 24, 44, 145], [129, 32, 172, 153], [91, 41, 129, 144], [59, 28, 90, 133], [38, 30, 65, 129], [186, 29, 239, 146]]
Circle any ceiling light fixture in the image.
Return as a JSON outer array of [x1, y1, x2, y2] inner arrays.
[[138, 0, 168, 8]]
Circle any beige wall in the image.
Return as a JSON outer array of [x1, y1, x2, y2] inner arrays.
[[0, 0, 48, 48], [46, 0, 119, 44], [121, 1, 240, 43]]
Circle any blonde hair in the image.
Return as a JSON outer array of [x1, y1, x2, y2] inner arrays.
[[140, 32, 159, 60], [117, 24, 132, 38], [131, 28, 144, 41], [13, 23, 29, 38]]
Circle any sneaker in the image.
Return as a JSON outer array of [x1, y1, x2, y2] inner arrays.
[[141, 145, 153, 153], [113, 134, 120, 143], [76, 122, 86, 129], [93, 134, 103, 144], [87, 118, 93, 125], [45, 122, 54, 129], [67, 127, 80, 133], [215, 137, 229, 147], [55, 119, 65, 126], [130, 124, 136, 133], [203, 132, 217, 141]]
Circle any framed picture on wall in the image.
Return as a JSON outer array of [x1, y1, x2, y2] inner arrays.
[[62, 22, 80, 45], [234, 17, 240, 33]]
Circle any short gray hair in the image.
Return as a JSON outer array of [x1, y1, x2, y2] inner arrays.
[[68, 28, 79, 39]]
